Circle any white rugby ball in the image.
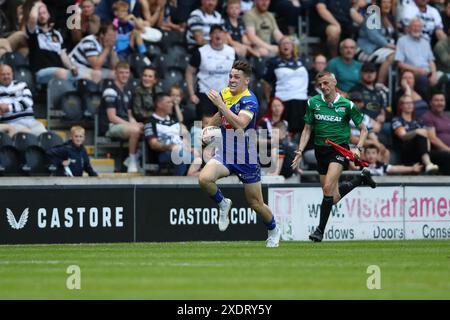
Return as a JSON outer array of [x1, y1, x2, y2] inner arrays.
[[201, 126, 222, 146]]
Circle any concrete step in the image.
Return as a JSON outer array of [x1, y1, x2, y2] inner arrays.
[[98, 172, 145, 177], [91, 158, 115, 174]]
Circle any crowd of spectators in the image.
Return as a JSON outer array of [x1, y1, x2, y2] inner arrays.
[[0, 0, 449, 177]]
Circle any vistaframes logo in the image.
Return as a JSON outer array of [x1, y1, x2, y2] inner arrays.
[[6, 208, 29, 230]]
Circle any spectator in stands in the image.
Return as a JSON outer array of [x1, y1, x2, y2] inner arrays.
[[395, 70, 429, 117], [98, 61, 143, 173], [421, 92, 450, 151], [326, 38, 362, 94], [363, 144, 423, 176], [267, 120, 297, 178], [434, 26, 450, 77], [130, 66, 161, 123], [398, 0, 447, 42], [263, 36, 309, 135], [310, 0, 355, 57], [395, 18, 438, 92], [349, 91, 390, 163], [71, 0, 101, 43], [42, 0, 76, 32], [26, 1, 79, 84], [69, 23, 119, 83], [169, 84, 193, 127], [269, 0, 311, 35], [0, 0, 39, 59], [186, 0, 223, 51], [112, 0, 147, 60], [0, 64, 47, 136], [158, 0, 186, 33], [307, 53, 327, 96], [141, 0, 166, 28], [391, 94, 439, 174], [0, 2, 28, 58], [47, 125, 98, 177], [241, 0, 255, 13], [257, 97, 288, 142], [442, 0, 450, 35], [185, 24, 236, 119], [349, 62, 390, 133], [223, 0, 257, 58], [243, 0, 284, 57], [145, 92, 190, 176], [356, 0, 397, 85]]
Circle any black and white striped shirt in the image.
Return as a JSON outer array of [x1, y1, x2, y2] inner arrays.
[[144, 113, 183, 146], [186, 9, 223, 49], [0, 81, 34, 122], [69, 35, 102, 68], [26, 26, 65, 72]]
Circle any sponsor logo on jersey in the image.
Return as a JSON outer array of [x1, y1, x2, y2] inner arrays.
[[314, 114, 343, 122]]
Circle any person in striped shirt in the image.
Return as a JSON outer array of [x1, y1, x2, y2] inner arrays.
[[186, 0, 223, 51], [69, 23, 119, 83], [0, 64, 46, 136]]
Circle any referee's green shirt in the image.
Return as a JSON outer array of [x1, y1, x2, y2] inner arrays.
[[305, 94, 364, 146]]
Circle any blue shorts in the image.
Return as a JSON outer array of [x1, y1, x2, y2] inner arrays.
[[213, 154, 261, 184]]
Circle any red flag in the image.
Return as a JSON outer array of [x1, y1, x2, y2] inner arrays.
[[325, 139, 369, 167]]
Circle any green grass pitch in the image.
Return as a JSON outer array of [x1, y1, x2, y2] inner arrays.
[[0, 240, 449, 299]]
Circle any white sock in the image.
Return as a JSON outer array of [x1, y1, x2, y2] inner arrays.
[[129, 153, 137, 162]]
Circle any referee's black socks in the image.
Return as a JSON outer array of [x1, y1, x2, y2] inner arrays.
[[338, 175, 363, 199], [318, 195, 334, 233]]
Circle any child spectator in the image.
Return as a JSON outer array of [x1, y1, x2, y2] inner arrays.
[[363, 144, 423, 176], [47, 126, 98, 177], [112, 0, 147, 60]]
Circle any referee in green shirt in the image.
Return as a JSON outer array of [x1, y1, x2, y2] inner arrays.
[[292, 71, 376, 242]]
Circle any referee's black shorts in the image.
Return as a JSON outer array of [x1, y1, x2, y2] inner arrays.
[[314, 144, 349, 175]]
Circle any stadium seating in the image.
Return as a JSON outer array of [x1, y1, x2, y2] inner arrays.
[[159, 30, 185, 53], [128, 53, 151, 79], [46, 78, 76, 130], [13, 66, 36, 94], [60, 91, 83, 122], [0, 51, 28, 68], [146, 42, 163, 62], [77, 79, 102, 119], [38, 131, 64, 150], [159, 68, 184, 92], [22, 145, 52, 176]]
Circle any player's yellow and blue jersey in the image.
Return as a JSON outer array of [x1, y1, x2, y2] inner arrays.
[[213, 87, 261, 183]]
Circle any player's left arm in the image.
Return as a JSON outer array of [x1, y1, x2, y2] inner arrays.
[[207, 89, 252, 130], [349, 101, 367, 159]]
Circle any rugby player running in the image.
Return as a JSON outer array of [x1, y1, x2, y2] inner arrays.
[[291, 71, 377, 242], [198, 60, 281, 248]]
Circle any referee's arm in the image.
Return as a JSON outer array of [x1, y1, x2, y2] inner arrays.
[[354, 122, 368, 158]]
